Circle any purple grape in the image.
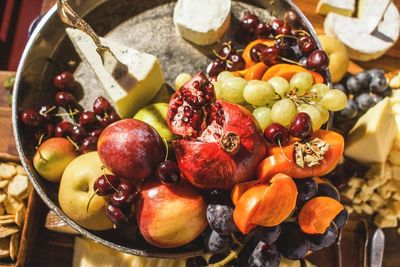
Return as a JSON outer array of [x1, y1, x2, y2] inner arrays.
[[205, 230, 232, 253], [248, 242, 280, 267], [207, 202, 237, 236]]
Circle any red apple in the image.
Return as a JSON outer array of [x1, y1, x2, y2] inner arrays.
[[137, 180, 207, 248], [97, 119, 164, 182]]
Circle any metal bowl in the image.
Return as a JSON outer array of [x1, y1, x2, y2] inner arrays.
[[12, 0, 330, 258]]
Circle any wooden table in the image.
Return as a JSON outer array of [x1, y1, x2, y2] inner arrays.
[[1, 0, 399, 266]]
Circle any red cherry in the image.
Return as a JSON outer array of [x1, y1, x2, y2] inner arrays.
[[79, 111, 98, 128], [276, 25, 291, 35], [207, 59, 226, 77], [264, 123, 290, 146], [21, 108, 43, 127], [250, 43, 268, 62], [298, 36, 316, 55], [155, 160, 181, 185], [255, 23, 272, 39], [55, 121, 73, 137], [289, 113, 313, 140], [100, 111, 120, 128], [71, 125, 88, 143], [80, 136, 98, 154], [94, 174, 120, 196], [111, 190, 135, 207], [261, 46, 280, 65], [93, 97, 112, 116], [306, 50, 329, 71], [271, 19, 284, 33], [105, 204, 129, 225], [55, 92, 77, 108], [53, 71, 75, 90], [242, 13, 260, 32], [226, 54, 245, 71], [38, 105, 57, 122]]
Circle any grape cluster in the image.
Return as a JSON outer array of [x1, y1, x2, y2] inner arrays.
[[334, 69, 392, 134], [93, 174, 136, 226], [213, 71, 347, 137], [20, 71, 120, 153]]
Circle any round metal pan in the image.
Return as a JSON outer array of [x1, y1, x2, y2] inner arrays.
[[12, 0, 331, 257]]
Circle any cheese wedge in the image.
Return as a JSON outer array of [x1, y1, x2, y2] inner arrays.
[[345, 98, 398, 163], [66, 28, 164, 118], [316, 0, 355, 16], [357, 0, 392, 33], [173, 0, 231, 45], [324, 2, 400, 61]]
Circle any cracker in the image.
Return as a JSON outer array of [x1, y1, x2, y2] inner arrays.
[[4, 197, 23, 215], [7, 174, 28, 199], [14, 207, 25, 227], [0, 205, 5, 216], [0, 226, 18, 238], [9, 233, 19, 260], [15, 165, 26, 176], [0, 192, 6, 203], [0, 163, 16, 180], [0, 180, 9, 189], [0, 238, 9, 258]]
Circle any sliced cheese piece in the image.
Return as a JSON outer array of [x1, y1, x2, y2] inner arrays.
[[66, 28, 164, 118], [324, 3, 400, 61], [316, 0, 355, 16], [345, 98, 398, 163], [173, 0, 231, 45], [357, 0, 392, 33]]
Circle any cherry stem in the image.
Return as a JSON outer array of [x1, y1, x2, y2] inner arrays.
[[279, 57, 303, 66], [212, 41, 232, 61], [292, 29, 310, 36], [66, 136, 79, 151], [161, 136, 169, 161], [86, 189, 99, 212], [36, 133, 45, 148], [275, 34, 298, 40], [39, 105, 57, 116], [102, 166, 120, 193], [277, 139, 291, 162]]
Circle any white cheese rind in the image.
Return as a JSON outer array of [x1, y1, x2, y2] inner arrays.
[[66, 28, 164, 118], [357, 0, 391, 33], [324, 3, 400, 61], [316, 0, 355, 16], [173, 0, 231, 45], [345, 98, 398, 163]]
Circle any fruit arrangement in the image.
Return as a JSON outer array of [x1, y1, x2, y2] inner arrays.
[[17, 4, 351, 266]]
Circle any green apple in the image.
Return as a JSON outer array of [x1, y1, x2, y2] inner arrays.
[[33, 137, 79, 182], [58, 152, 113, 231], [134, 103, 176, 143]]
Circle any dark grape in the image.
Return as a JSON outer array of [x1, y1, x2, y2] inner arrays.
[[264, 123, 290, 146], [155, 160, 181, 185], [253, 225, 281, 244], [368, 69, 388, 95], [205, 230, 232, 253], [338, 99, 358, 120], [21, 108, 43, 127], [309, 242, 323, 252], [346, 76, 364, 95], [307, 222, 338, 248], [94, 174, 120, 196], [226, 54, 246, 71], [105, 204, 129, 225], [248, 242, 280, 267], [333, 209, 349, 229], [277, 223, 310, 260], [185, 256, 207, 267], [354, 72, 371, 89], [334, 83, 348, 94], [207, 59, 226, 77], [379, 86, 393, 97], [317, 183, 340, 201], [355, 93, 374, 112], [207, 202, 237, 235], [294, 178, 318, 207]]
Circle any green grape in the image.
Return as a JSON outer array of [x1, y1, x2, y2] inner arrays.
[[309, 83, 330, 100], [253, 106, 272, 131], [314, 103, 330, 124], [268, 76, 290, 97], [271, 99, 297, 126], [217, 71, 235, 83], [212, 81, 223, 100], [290, 72, 313, 95], [243, 80, 275, 106], [321, 89, 348, 111], [267, 100, 277, 108], [297, 104, 323, 131], [221, 77, 247, 104], [175, 73, 192, 90]]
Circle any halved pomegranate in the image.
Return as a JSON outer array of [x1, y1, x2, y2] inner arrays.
[[167, 72, 267, 189]]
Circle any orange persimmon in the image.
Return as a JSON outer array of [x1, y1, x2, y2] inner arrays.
[[242, 39, 275, 68], [258, 130, 344, 182], [233, 174, 297, 234], [244, 62, 269, 80], [261, 64, 324, 84], [231, 180, 259, 206], [299, 196, 343, 234]]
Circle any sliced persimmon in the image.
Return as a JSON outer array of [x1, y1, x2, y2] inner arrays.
[[299, 196, 344, 234], [242, 39, 275, 68], [258, 130, 344, 182], [231, 180, 259, 206], [250, 174, 297, 227], [244, 62, 269, 81], [261, 63, 324, 84], [233, 174, 297, 234]]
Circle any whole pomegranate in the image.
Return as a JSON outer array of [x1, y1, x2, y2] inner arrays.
[[97, 119, 164, 182], [167, 72, 267, 189]]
